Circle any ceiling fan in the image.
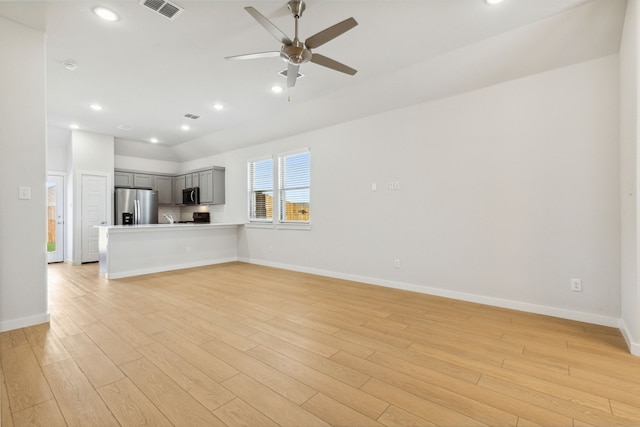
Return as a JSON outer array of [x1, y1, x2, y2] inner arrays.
[[225, 0, 358, 88]]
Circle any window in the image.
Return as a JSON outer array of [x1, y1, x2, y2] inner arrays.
[[248, 157, 273, 221], [279, 149, 310, 223], [247, 149, 310, 225]]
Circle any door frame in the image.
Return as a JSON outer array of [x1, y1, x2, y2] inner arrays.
[[46, 172, 66, 263]]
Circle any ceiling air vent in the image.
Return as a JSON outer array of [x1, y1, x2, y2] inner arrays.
[[139, 0, 184, 20], [279, 69, 304, 79]]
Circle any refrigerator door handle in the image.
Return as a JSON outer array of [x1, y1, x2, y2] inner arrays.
[[134, 199, 139, 224]]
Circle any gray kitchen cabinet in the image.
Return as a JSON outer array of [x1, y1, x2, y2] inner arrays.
[[214, 168, 225, 204], [115, 167, 224, 206], [199, 167, 225, 204], [133, 173, 154, 189], [199, 169, 213, 204], [185, 172, 200, 189], [174, 175, 185, 205], [155, 176, 173, 205], [114, 171, 133, 187]]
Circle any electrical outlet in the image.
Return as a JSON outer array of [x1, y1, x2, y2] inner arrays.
[[186, 246, 191, 254], [394, 259, 401, 269], [570, 278, 582, 292]]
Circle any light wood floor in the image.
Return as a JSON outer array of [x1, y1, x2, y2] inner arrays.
[[1, 262, 640, 426]]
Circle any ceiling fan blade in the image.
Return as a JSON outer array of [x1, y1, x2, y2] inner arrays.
[[287, 63, 300, 88], [310, 53, 357, 76], [244, 7, 292, 44], [305, 17, 358, 49], [225, 51, 281, 61]]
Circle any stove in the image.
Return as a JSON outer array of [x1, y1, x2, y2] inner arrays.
[[192, 212, 210, 223]]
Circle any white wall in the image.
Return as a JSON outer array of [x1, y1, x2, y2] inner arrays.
[[69, 131, 114, 264], [620, 0, 640, 355], [193, 55, 622, 326], [0, 18, 49, 331], [114, 154, 180, 175]]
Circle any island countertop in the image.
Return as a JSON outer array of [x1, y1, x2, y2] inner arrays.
[[98, 223, 243, 233]]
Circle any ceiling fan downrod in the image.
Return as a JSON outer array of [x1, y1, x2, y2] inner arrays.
[[282, 0, 310, 65]]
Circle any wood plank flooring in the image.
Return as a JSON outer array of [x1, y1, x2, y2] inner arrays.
[[1, 261, 640, 426]]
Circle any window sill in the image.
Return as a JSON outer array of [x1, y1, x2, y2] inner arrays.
[[245, 222, 311, 231], [277, 222, 311, 231], [245, 222, 274, 229]]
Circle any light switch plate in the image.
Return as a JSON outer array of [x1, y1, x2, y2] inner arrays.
[[18, 186, 31, 200]]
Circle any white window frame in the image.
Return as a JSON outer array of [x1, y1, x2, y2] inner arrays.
[[246, 148, 311, 230], [278, 148, 310, 225]]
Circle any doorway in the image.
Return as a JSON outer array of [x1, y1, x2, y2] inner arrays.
[[47, 174, 65, 263], [81, 174, 107, 263]]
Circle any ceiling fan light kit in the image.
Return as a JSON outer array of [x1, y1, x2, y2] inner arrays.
[[225, 0, 358, 88]]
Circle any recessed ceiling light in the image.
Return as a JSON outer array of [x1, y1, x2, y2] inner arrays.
[[94, 7, 119, 21], [150, 138, 159, 144], [69, 123, 79, 130], [485, 0, 505, 4], [212, 103, 225, 111], [90, 104, 103, 111], [181, 124, 190, 131], [271, 85, 284, 93], [63, 60, 78, 71]]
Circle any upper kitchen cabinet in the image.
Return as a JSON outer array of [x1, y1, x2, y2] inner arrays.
[[185, 172, 200, 189], [117, 167, 224, 206], [114, 171, 133, 187], [133, 173, 154, 189], [200, 167, 225, 204], [174, 175, 186, 205], [155, 176, 173, 205]]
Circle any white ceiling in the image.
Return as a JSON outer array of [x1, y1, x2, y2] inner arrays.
[[0, 0, 627, 162]]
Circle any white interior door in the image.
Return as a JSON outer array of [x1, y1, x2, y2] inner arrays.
[[81, 174, 107, 263], [47, 175, 65, 263]]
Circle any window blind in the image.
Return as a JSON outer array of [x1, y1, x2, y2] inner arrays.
[[279, 150, 310, 222], [248, 158, 273, 221]]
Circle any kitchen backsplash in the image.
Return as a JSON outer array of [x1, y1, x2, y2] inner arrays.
[[158, 205, 224, 223]]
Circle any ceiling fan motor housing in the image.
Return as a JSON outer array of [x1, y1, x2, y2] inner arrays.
[[281, 42, 312, 64]]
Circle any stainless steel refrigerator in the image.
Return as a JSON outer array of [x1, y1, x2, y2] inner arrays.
[[114, 188, 158, 225]]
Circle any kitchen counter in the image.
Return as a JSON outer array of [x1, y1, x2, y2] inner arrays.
[[97, 223, 242, 279], [102, 222, 240, 231]]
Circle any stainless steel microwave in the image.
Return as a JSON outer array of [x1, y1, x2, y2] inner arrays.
[[182, 187, 200, 205]]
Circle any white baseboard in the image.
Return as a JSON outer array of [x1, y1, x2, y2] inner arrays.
[[106, 257, 239, 279], [619, 319, 640, 356], [0, 312, 50, 333], [240, 257, 621, 329]]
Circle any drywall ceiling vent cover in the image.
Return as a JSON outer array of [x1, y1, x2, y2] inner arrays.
[[139, 0, 184, 20], [279, 69, 304, 79]]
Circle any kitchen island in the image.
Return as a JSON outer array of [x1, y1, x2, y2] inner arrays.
[[97, 223, 242, 279]]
